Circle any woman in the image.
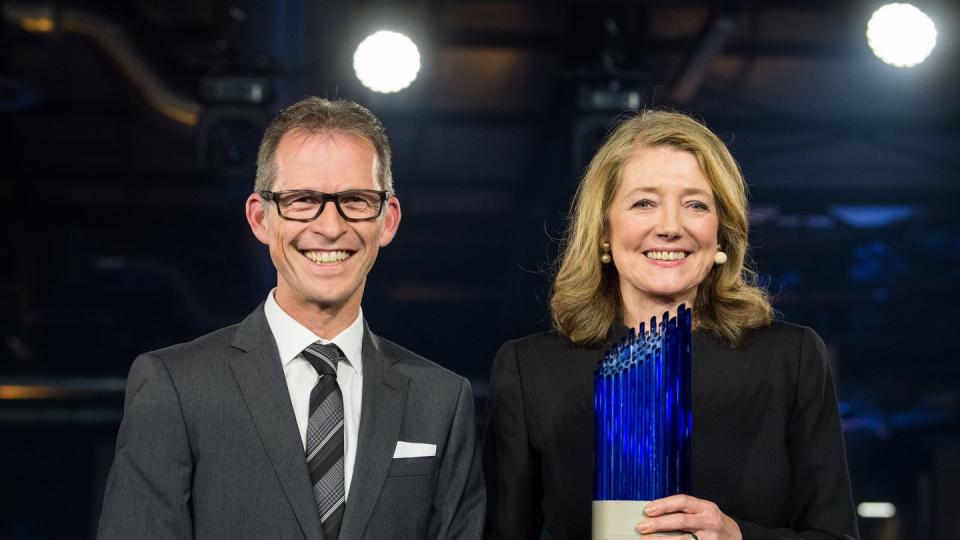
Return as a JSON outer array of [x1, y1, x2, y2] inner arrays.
[[483, 111, 858, 540]]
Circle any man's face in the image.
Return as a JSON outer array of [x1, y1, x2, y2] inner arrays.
[[246, 130, 400, 316]]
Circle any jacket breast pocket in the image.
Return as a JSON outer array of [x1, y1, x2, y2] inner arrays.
[[386, 456, 436, 477]]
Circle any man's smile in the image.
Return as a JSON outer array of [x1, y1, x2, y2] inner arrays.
[[300, 249, 355, 265]]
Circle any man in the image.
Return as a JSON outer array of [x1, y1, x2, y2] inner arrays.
[[98, 97, 485, 539]]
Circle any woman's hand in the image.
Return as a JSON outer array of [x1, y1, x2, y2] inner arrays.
[[635, 494, 742, 540]]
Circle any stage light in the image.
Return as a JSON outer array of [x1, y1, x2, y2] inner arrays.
[[353, 30, 421, 94], [857, 502, 896, 518], [866, 3, 937, 67], [19, 16, 54, 33]]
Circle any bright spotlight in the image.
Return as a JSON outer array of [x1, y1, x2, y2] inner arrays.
[[866, 3, 937, 68], [857, 502, 897, 519], [353, 31, 421, 94]]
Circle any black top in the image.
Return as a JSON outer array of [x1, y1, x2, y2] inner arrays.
[[483, 321, 858, 540]]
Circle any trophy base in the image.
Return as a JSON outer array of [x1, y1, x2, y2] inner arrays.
[[592, 500, 696, 540]]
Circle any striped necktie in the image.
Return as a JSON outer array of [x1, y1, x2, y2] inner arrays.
[[301, 342, 346, 539]]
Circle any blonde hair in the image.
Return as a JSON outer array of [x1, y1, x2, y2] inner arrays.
[[550, 110, 772, 348]]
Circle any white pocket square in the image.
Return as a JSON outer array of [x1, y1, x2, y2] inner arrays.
[[393, 441, 436, 459]]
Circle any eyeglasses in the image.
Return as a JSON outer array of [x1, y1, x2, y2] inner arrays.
[[259, 189, 394, 222]]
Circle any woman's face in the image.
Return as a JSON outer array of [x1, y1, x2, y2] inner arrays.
[[607, 145, 720, 309]]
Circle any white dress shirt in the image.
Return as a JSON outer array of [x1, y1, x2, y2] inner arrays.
[[263, 290, 363, 498]]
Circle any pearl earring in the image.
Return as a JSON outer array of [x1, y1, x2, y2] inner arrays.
[[600, 241, 612, 264], [714, 250, 728, 265]]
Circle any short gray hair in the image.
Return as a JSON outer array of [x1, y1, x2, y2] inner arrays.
[[255, 97, 393, 192]]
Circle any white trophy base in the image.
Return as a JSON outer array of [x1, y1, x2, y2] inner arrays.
[[592, 500, 696, 540]]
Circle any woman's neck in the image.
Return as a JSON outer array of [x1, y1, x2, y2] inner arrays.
[[621, 293, 695, 331]]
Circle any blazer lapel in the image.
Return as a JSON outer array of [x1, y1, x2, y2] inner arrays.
[[228, 306, 324, 540], [339, 323, 410, 539]]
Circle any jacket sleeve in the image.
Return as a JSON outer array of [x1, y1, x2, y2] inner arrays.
[[431, 377, 487, 539], [736, 327, 859, 540], [98, 353, 194, 540], [483, 340, 544, 539]]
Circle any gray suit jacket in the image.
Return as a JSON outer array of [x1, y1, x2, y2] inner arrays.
[[98, 305, 485, 539]]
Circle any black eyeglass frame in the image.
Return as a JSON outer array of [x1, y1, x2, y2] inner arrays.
[[259, 189, 395, 223]]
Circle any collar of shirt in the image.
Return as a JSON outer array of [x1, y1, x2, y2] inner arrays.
[[263, 289, 364, 375]]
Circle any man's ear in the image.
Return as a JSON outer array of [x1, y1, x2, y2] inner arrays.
[[378, 196, 402, 248], [245, 193, 271, 245]]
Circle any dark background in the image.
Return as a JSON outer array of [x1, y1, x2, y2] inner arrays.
[[1, 0, 958, 538]]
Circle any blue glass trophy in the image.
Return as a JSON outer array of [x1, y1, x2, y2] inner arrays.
[[592, 305, 693, 540]]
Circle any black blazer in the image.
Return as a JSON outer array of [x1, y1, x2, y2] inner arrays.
[[483, 321, 858, 540]]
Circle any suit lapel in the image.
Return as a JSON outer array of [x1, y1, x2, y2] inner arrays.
[[339, 323, 409, 539], [227, 306, 324, 540]]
